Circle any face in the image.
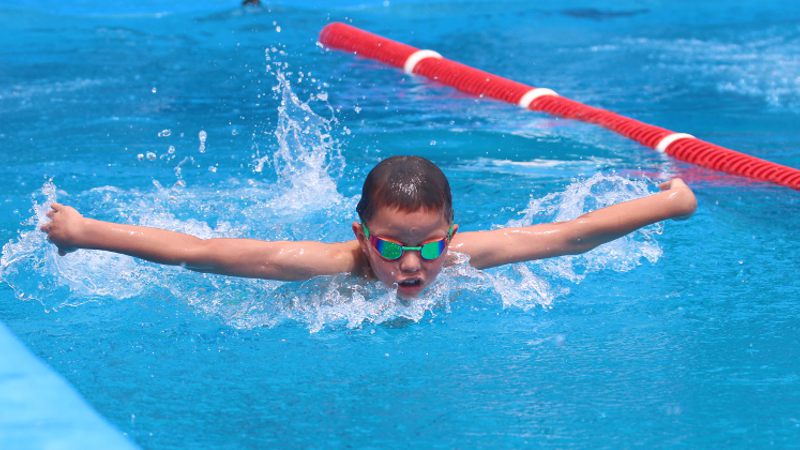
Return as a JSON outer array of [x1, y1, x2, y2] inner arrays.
[[353, 206, 456, 298]]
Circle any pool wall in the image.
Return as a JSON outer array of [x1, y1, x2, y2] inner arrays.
[[0, 321, 138, 449]]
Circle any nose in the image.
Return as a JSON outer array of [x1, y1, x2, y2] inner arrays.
[[398, 251, 422, 273]]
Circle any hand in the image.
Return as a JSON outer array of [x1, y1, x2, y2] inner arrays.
[[39, 202, 84, 256], [658, 178, 697, 220]]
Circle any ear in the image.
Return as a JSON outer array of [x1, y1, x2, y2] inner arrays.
[[352, 222, 370, 256], [352, 221, 364, 240], [448, 223, 459, 242]]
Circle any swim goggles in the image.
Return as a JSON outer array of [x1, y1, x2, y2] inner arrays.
[[362, 222, 455, 261]]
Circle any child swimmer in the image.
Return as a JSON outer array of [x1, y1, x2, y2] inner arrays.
[[40, 156, 697, 297]]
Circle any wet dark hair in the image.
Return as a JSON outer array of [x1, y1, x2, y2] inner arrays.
[[356, 156, 454, 224]]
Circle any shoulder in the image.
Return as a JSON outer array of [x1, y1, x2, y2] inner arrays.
[[329, 240, 372, 277]]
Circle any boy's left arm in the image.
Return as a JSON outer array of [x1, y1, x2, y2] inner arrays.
[[450, 178, 697, 269]]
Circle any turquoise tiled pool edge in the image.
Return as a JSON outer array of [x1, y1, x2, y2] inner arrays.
[[0, 321, 138, 450]]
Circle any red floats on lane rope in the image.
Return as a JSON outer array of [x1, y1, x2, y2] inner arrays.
[[319, 22, 800, 191]]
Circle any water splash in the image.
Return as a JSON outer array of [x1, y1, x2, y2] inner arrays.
[[508, 173, 663, 283], [251, 48, 346, 213], [1, 173, 661, 330], [0, 182, 153, 309]]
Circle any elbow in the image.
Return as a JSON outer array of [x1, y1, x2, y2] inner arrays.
[[566, 240, 596, 256], [181, 238, 218, 271], [564, 219, 598, 255]]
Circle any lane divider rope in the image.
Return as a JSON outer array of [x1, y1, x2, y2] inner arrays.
[[318, 22, 800, 190]]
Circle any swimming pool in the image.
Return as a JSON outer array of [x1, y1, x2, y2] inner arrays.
[[1, 0, 799, 448]]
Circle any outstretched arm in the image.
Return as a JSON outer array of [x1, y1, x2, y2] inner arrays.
[[39, 203, 361, 281], [450, 178, 697, 269]]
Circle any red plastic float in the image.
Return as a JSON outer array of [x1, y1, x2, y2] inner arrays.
[[319, 22, 800, 191]]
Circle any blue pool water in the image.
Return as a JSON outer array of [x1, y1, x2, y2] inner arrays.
[[2, 0, 800, 448]]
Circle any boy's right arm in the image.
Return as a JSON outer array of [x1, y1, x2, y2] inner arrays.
[[450, 178, 697, 269], [39, 203, 361, 281]]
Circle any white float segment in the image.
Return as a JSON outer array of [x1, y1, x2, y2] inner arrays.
[[403, 50, 443, 74], [656, 133, 695, 153], [518, 88, 559, 108]]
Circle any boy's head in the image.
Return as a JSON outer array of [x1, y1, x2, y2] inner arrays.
[[356, 156, 453, 224], [353, 156, 457, 297]]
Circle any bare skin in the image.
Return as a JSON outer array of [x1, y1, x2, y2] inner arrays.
[[40, 178, 697, 294]]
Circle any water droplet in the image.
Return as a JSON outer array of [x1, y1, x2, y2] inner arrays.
[[151, 87, 157, 94], [208, 166, 217, 173], [354, 106, 362, 114], [167, 145, 176, 154], [158, 129, 171, 137], [275, 25, 281, 33], [198, 130, 207, 153], [146, 152, 156, 161], [429, 140, 437, 146], [136, 153, 144, 161]]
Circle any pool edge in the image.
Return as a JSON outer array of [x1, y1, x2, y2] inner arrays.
[[0, 320, 139, 449]]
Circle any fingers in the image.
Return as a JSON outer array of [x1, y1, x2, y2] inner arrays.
[[46, 210, 55, 218], [51, 202, 62, 211], [58, 249, 67, 256], [671, 178, 687, 189], [658, 178, 688, 192], [40, 223, 52, 233]]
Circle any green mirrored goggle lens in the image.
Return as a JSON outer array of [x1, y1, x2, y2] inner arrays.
[[420, 240, 446, 260], [375, 239, 404, 260]]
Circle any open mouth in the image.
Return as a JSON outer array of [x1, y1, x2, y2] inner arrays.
[[397, 278, 423, 288]]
